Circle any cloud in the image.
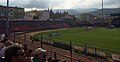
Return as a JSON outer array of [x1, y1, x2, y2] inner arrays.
[[104, 0, 120, 5], [24, 0, 50, 9], [0, 0, 6, 3], [104, 0, 120, 8], [0, 0, 120, 9], [0, 0, 6, 6], [72, 0, 102, 8], [10, 0, 29, 7]]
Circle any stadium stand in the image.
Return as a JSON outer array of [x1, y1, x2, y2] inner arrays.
[[0, 20, 71, 33]]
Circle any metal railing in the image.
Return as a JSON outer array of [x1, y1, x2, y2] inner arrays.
[[37, 36, 120, 62]]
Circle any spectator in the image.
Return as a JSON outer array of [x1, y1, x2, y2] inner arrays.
[[0, 40, 14, 57], [2, 38, 9, 44], [23, 45, 29, 55], [0, 43, 3, 51], [62, 59, 66, 62], [0, 38, 9, 50], [33, 48, 46, 62], [26, 49, 33, 58], [0, 38, 2, 42], [18, 42, 21, 44], [5, 44, 33, 62], [52, 59, 59, 62], [47, 57, 53, 62]]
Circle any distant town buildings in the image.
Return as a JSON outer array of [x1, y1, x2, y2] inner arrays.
[[80, 13, 96, 23], [110, 13, 120, 19], [110, 13, 120, 27], [24, 9, 76, 21], [38, 10, 50, 20], [0, 5, 25, 20], [49, 9, 76, 21], [62, 15, 74, 20], [78, 8, 120, 26], [24, 10, 50, 20]]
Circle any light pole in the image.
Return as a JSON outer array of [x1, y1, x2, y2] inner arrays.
[[102, 0, 103, 18], [5, 0, 9, 38], [102, 0, 104, 26]]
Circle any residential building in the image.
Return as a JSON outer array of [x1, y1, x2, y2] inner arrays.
[[24, 10, 50, 21], [38, 10, 50, 20], [80, 13, 96, 23], [0, 5, 25, 20], [24, 10, 37, 20], [62, 15, 74, 19]]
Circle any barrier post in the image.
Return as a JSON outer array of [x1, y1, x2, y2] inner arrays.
[[41, 36, 43, 48], [13, 32, 15, 43], [70, 41, 72, 62], [24, 32, 27, 45], [50, 39, 54, 56], [95, 48, 97, 60], [54, 52, 57, 59], [84, 44, 87, 55]]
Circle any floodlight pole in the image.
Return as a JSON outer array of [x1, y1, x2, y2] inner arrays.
[[5, 0, 9, 38], [102, 0, 104, 26]]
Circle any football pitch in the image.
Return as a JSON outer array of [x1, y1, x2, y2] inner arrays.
[[34, 28, 120, 51]]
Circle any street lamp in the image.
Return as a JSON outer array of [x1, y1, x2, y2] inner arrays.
[[5, 0, 9, 38]]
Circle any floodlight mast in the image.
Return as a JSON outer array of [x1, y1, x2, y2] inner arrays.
[[5, 0, 9, 38]]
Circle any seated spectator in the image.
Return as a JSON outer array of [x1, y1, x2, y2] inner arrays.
[[2, 38, 9, 44], [0, 40, 14, 57], [52, 59, 59, 62], [23, 45, 29, 55], [0, 43, 3, 51], [62, 59, 66, 62], [33, 48, 46, 62], [0, 38, 9, 50], [5, 44, 33, 62], [47, 57, 54, 62], [26, 49, 33, 59], [0, 38, 2, 42], [18, 42, 21, 44]]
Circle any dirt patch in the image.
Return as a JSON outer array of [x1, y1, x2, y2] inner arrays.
[[29, 29, 68, 35]]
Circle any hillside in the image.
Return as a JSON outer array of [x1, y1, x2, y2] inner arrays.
[[53, 8, 98, 15], [87, 8, 120, 16]]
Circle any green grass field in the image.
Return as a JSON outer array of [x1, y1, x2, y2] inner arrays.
[[34, 28, 120, 51]]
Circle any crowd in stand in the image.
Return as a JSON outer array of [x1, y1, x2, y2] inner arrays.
[[0, 38, 66, 62]]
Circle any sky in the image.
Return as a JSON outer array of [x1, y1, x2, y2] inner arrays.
[[0, 0, 120, 11]]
